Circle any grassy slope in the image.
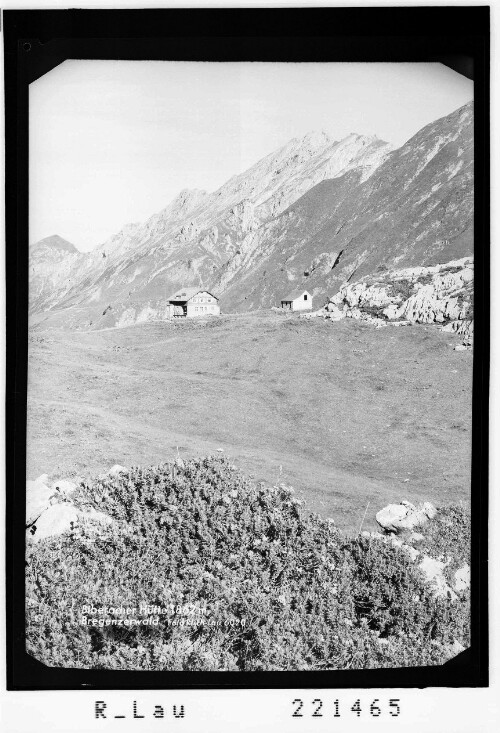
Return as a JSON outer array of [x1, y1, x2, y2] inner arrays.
[[27, 312, 472, 532]]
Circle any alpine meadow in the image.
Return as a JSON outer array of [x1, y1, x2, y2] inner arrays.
[[27, 69, 474, 672]]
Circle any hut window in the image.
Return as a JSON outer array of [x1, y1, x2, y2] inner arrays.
[[304, 294, 308, 300]]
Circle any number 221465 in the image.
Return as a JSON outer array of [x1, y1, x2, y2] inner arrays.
[[292, 698, 401, 718]]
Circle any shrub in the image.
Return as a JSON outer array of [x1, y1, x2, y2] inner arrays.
[[387, 279, 415, 301], [26, 456, 469, 670], [416, 273, 434, 287], [361, 305, 387, 319]]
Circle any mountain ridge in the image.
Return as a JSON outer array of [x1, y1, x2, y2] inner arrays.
[[30, 234, 78, 254], [29, 101, 473, 329]]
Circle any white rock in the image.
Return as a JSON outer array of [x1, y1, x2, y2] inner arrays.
[[326, 304, 345, 321], [376, 501, 437, 533], [29, 504, 113, 543], [409, 532, 425, 542], [443, 638, 466, 660], [422, 502, 437, 519], [390, 537, 403, 548], [418, 555, 457, 600], [454, 564, 470, 592], [383, 304, 401, 320], [442, 318, 474, 339], [52, 479, 77, 497], [403, 546, 420, 561], [376, 503, 408, 532], [108, 464, 127, 476], [29, 504, 80, 542], [26, 475, 57, 526]]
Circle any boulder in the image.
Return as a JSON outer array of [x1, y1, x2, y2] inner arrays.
[[402, 544, 420, 562], [326, 304, 344, 321], [375, 500, 437, 533], [408, 532, 425, 542], [421, 501, 437, 520], [109, 464, 127, 476], [442, 318, 474, 340], [454, 564, 470, 592], [383, 304, 400, 320], [29, 503, 80, 542], [26, 474, 58, 526], [29, 504, 113, 543], [417, 555, 456, 600], [52, 479, 78, 498]]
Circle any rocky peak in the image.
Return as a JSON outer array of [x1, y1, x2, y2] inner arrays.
[[31, 234, 78, 257], [291, 130, 334, 154]]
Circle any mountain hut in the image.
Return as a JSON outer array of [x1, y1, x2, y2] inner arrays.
[[280, 289, 312, 312], [168, 288, 220, 318]]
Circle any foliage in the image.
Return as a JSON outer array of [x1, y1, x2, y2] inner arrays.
[[406, 504, 471, 578], [26, 456, 469, 671], [415, 273, 435, 286], [387, 278, 415, 301], [360, 305, 387, 320]]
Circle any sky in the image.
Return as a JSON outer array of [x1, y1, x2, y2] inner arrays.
[[30, 61, 473, 252]]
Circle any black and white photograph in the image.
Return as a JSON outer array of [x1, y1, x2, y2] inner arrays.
[[23, 57, 478, 674]]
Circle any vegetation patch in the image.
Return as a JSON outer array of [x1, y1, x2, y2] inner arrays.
[[26, 456, 469, 671], [415, 273, 435, 287], [440, 265, 464, 275], [387, 279, 415, 301], [361, 305, 387, 319], [402, 504, 471, 583], [456, 292, 474, 319]]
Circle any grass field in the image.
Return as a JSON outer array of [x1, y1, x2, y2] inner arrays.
[[27, 311, 472, 532]]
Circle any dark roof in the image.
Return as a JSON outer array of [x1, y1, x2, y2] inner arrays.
[[281, 289, 312, 302], [168, 288, 218, 302]]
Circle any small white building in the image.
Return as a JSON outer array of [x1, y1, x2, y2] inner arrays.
[[168, 288, 220, 318], [280, 289, 312, 312]]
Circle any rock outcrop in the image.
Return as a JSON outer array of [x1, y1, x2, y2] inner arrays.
[[369, 499, 470, 605], [375, 500, 437, 533], [26, 474, 57, 526], [26, 472, 114, 543], [313, 257, 473, 346]]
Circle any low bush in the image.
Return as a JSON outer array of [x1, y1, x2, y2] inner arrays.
[[387, 278, 415, 301], [416, 273, 434, 287], [26, 456, 469, 670], [361, 305, 387, 320]]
